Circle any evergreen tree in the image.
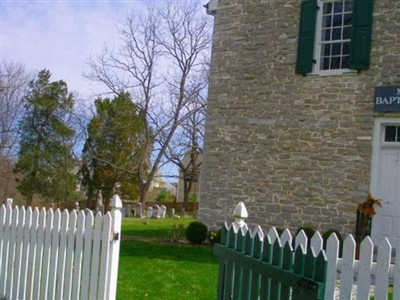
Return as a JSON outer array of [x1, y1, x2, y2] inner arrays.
[[81, 92, 149, 209], [14, 69, 76, 206]]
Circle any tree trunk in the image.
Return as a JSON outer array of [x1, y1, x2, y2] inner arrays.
[[182, 177, 193, 210], [139, 179, 151, 204]]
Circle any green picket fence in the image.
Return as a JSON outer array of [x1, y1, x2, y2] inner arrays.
[[214, 223, 327, 300]]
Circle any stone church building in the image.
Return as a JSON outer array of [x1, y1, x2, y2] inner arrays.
[[199, 0, 400, 245]]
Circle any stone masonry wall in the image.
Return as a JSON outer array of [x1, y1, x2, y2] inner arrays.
[[199, 0, 400, 235]]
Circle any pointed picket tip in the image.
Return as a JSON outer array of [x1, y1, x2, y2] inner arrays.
[[221, 222, 229, 231], [61, 209, 69, 218], [327, 232, 340, 248], [6, 198, 13, 206], [295, 230, 308, 251], [12, 205, 19, 214], [239, 224, 248, 235], [344, 234, 356, 244], [70, 209, 78, 220], [110, 194, 123, 210], [360, 236, 373, 250], [268, 227, 280, 245], [85, 209, 94, 220], [310, 231, 323, 254], [252, 225, 264, 240], [244, 227, 252, 240], [280, 228, 292, 247], [378, 237, 392, 253], [233, 202, 248, 219]]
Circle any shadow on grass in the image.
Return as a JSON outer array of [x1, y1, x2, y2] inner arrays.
[[119, 239, 217, 264]]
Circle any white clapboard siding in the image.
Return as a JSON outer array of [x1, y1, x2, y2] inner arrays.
[[0, 197, 122, 300]]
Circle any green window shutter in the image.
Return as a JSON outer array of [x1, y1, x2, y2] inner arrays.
[[296, 0, 317, 75], [349, 0, 374, 71]]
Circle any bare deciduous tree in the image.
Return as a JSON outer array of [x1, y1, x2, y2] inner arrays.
[[86, 1, 211, 203], [0, 62, 30, 200], [164, 70, 208, 208]]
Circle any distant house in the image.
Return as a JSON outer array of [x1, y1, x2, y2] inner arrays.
[[150, 176, 177, 195], [199, 0, 400, 246]]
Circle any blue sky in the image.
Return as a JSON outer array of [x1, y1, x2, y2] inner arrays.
[[1, 0, 148, 100]]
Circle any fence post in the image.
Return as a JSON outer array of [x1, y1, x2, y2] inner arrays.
[[232, 202, 248, 231], [106, 194, 122, 300]]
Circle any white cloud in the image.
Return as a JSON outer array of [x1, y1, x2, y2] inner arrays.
[[1, 0, 147, 100]]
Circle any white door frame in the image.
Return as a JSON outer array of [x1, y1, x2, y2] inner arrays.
[[370, 117, 400, 244]]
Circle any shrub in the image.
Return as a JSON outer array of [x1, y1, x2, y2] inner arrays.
[[275, 227, 284, 236], [188, 192, 198, 203], [155, 188, 176, 204], [186, 221, 208, 245]]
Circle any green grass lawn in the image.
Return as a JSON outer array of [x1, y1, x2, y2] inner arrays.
[[117, 218, 219, 300]]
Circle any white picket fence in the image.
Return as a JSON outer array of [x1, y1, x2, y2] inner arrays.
[[0, 195, 122, 300], [229, 202, 400, 300]]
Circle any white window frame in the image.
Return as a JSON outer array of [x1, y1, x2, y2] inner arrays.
[[312, 0, 356, 76]]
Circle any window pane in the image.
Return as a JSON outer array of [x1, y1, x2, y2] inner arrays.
[[321, 44, 331, 56], [333, 14, 343, 27], [343, 13, 352, 25], [342, 42, 350, 55], [331, 57, 341, 69], [322, 29, 331, 41], [323, 3, 333, 14], [332, 28, 341, 40], [334, 3, 343, 13], [322, 16, 332, 28], [343, 27, 352, 39], [341, 56, 350, 68], [385, 126, 396, 142], [322, 57, 330, 70], [332, 43, 341, 55]]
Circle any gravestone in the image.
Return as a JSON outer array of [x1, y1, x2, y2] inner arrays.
[[146, 207, 153, 218], [152, 204, 160, 219], [135, 202, 143, 218], [168, 208, 175, 218], [125, 204, 131, 217], [159, 205, 167, 219]]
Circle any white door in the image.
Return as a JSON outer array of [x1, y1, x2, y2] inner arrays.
[[371, 123, 400, 246]]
